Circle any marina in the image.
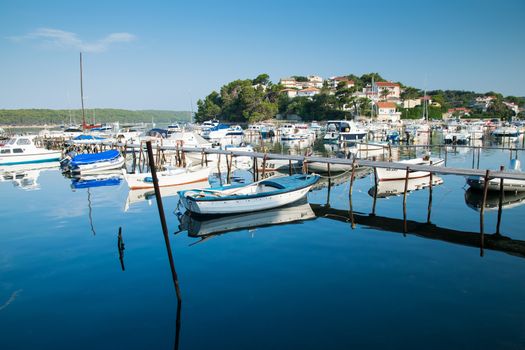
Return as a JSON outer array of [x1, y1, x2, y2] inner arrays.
[[2, 125, 525, 349]]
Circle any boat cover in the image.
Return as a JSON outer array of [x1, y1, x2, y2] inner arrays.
[[73, 135, 106, 140], [71, 150, 121, 166]]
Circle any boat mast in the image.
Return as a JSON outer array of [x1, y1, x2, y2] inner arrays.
[[80, 52, 86, 132]]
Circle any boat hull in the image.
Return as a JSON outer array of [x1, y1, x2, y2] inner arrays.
[[376, 158, 444, 181], [0, 151, 62, 166], [123, 166, 211, 190], [71, 155, 126, 175], [180, 185, 314, 215]]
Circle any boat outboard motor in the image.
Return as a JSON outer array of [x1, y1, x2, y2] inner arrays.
[[510, 159, 521, 171]]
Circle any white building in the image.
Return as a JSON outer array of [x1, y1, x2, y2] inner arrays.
[[297, 87, 320, 98], [307, 75, 324, 88], [281, 88, 298, 98], [328, 76, 355, 89], [377, 102, 401, 122], [375, 81, 401, 100]]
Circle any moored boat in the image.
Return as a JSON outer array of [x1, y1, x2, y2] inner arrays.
[[466, 159, 525, 192], [178, 174, 320, 215], [63, 149, 125, 175], [122, 164, 211, 190], [375, 156, 444, 181], [0, 136, 62, 165]]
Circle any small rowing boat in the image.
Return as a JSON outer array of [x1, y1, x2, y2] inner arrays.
[[122, 165, 211, 190], [178, 174, 320, 215], [375, 156, 444, 181]]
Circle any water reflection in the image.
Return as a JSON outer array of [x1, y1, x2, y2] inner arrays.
[[368, 176, 444, 198], [177, 199, 316, 242], [464, 187, 525, 211], [0, 162, 59, 190], [311, 204, 525, 259]]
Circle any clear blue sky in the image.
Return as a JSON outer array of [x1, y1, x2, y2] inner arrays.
[[1, 0, 524, 110]]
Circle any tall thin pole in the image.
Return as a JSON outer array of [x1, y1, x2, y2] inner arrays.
[[80, 52, 86, 132]]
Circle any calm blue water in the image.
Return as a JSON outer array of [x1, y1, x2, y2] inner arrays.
[[1, 146, 525, 349]]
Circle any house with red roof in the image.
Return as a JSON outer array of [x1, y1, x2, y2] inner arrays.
[[375, 81, 401, 100], [377, 101, 401, 122]]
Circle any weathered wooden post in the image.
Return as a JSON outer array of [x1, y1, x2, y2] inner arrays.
[[261, 154, 267, 178], [371, 166, 378, 216], [496, 165, 504, 235], [403, 166, 410, 233], [427, 161, 433, 224], [444, 146, 448, 166], [145, 141, 182, 300], [480, 169, 490, 257], [477, 147, 481, 169], [288, 160, 292, 175]]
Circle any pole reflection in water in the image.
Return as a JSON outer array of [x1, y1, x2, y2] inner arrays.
[[87, 188, 96, 236], [311, 204, 525, 259], [117, 226, 125, 271], [145, 141, 182, 350]]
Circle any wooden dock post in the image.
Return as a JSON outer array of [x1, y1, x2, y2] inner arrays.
[[444, 147, 448, 166], [145, 141, 182, 299], [371, 166, 378, 216], [217, 153, 222, 186], [427, 161, 433, 224], [288, 160, 292, 175], [349, 157, 356, 198], [403, 167, 410, 233], [480, 169, 490, 256], [496, 165, 504, 235], [477, 147, 481, 169], [261, 154, 267, 178]]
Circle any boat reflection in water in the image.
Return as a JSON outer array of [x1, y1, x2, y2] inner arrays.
[[70, 172, 123, 189], [368, 175, 444, 198], [124, 180, 209, 212], [0, 161, 59, 190], [464, 187, 525, 211], [177, 198, 316, 241]]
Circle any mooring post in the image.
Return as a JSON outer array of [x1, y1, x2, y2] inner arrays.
[[444, 146, 448, 166], [226, 153, 232, 183], [471, 147, 475, 169], [349, 157, 356, 198], [217, 153, 222, 185], [261, 154, 267, 178], [480, 169, 490, 257], [145, 141, 182, 298], [496, 165, 505, 235], [371, 166, 378, 216], [288, 159, 292, 175], [403, 166, 410, 233], [427, 161, 433, 224], [327, 162, 331, 178], [477, 147, 481, 169]]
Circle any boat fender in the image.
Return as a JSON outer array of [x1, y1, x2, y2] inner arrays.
[[144, 176, 154, 183]]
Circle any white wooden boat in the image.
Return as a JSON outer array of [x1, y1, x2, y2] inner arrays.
[[375, 157, 444, 181], [123, 164, 211, 190], [178, 174, 320, 215], [0, 136, 62, 166], [124, 180, 209, 212]]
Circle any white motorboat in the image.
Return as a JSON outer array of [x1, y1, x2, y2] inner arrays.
[[122, 164, 211, 190], [466, 159, 525, 192], [375, 156, 444, 181], [323, 120, 367, 143], [0, 136, 62, 165], [178, 174, 320, 215]]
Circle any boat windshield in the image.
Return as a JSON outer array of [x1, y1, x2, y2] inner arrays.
[[7, 138, 16, 145]]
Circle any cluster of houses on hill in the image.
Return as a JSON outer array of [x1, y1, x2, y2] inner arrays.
[[279, 75, 405, 122], [277, 75, 523, 122]]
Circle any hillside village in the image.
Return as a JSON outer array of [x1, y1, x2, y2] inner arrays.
[[276, 75, 523, 122]]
